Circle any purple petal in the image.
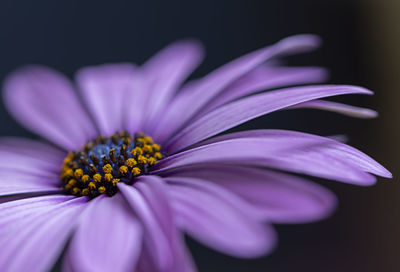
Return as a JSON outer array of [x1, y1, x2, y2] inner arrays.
[[156, 137, 305, 170], [61, 254, 74, 272], [133, 245, 160, 272], [198, 66, 328, 116], [0, 164, 61, 197], [119, 176, 196, 272], [154, 136, 379, 185], [0, 138, 66, 197], [0, 137, 64, 160], [0, 192, 61, 205], [161, 165, 337, 224], [0, 184, 60, 197], [134, 178, 196, 272], [119, 181, 173, 271], [0, 137, 64, 176], [0, 174, 60, 196], [165, 85, 373, 152], [0, 195, 87, 272], [134, 234, 196, 272], [153, 34, 322, 143], [290, 100, 378, 118], [3, 66, 97, 150], [0, 195, 74, 228], [166, 177, 277, 258], [76, 63, 141, 136], [141, 40, 204, 131], [67, 194, 143, 272], [165, 175, 264, 220], [192, 129, 391, 179]]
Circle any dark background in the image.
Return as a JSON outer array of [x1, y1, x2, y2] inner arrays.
[[0, 0, 398, 271]]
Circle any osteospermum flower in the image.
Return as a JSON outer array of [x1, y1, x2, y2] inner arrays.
[[0, 34, 391, 272]]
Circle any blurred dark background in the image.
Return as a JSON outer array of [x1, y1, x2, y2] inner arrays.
[[0, 0, 398, 271]]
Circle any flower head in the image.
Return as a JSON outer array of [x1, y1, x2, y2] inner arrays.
[[61, 132, 162, 198], [0, 34, 391, 272]]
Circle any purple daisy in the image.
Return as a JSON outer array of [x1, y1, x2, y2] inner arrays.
[[0, 34, 391, 272]]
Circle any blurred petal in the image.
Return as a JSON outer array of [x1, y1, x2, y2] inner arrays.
[[166, 177, 277, 258], [76, 63, 140, 136], [154, 34, 322, 143], [0, 137, 64, 176], [118, 182, 172, 271], [134, 245, 159, 272], [122, 69, 149, 133], [0, 138, 65, 197], [120, 176, 196, 272], [165, 85, 372, 152], [164, 175, 263, 220], [67, 194, 143, 272], [162, 165, 337, 223], [142, 39, 204, 131], [0, 195, 87, 272], [0, 137, 64, 161], [134, 239, 196, 272], [3, 66, 97, 150], [61, 254, 74, 272]]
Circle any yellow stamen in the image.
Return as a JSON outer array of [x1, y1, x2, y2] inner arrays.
[[81, 175, 90, 184], [147, 157, 156, 165], [63, 168, 74, 178], [152, 144, 161, 152], [126, 158, 137, 168], [137, 155, 147, 164], [72, 187, 81, 195], [74, 169, 83, 179], [132, 167, 141, 176], [154, 152, 163, 160], [93, 174, 102, 183], [63, 152, 74, 164], [112, 178, 120, 186], [131, 147, 143, 156], [68, 179, 77, 186], [104, 173, 113, 182], [119, 166, 128, 175], [143, 136, 153, 144], [102, 164, 113, 174], [142, 145, 153, 153]]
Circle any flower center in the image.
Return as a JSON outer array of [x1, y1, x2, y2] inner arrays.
[[60, 132, 163, 198]]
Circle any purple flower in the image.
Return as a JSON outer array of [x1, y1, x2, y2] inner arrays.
[[0, 34, 391, 272]]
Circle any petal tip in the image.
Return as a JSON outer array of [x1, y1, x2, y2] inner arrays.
[[278, 34, 323, 53]]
